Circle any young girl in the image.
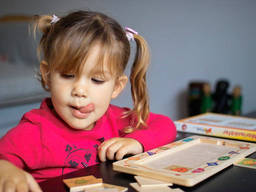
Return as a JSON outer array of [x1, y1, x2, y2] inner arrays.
[[0, 10, 176, 192]]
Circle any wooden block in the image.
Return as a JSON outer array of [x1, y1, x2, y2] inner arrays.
[[233, 158, 256, 169], [134, 176, 172, 187], [84, 183, 128, 192], [172, 188, 184, 192], [130, 183, 175, 192], [63, 175, 103, 192]]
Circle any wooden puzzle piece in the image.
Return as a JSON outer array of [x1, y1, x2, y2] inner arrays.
[[171, 188, 184, 192], [233, 158, 256, 169], [84, 183, 128, 192], [134, 176, 173, 187], [63, 175, 103, 192], [130, 183, 175, 192]]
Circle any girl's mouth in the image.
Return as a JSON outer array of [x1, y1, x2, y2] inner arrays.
[[71, 103, 95, 119]]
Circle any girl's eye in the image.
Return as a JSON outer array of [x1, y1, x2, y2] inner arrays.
[[61, 74, 75, 79], [91, 78, 105, 84]]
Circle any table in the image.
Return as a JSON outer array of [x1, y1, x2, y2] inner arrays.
[[39, 132, 256, 192]]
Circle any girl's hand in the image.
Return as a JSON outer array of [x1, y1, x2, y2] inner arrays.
[[0, 160, 42, 192], [98, 137, 143, 162]]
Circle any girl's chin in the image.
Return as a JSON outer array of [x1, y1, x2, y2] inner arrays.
[[68, 121, 95, 131]]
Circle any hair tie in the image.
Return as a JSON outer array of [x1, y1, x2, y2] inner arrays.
[[51, 14, 60, 24], [125, 27, 138, 41]]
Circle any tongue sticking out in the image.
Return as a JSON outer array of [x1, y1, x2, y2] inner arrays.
[[79, 103, 95, 113]]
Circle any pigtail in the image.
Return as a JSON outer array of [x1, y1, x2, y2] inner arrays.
[[33, 15, 55, 91], [33, 15, 52, 34], [33, 14, 58, 56], [33, 14, 54, 60], [126, 33, 150, 131]]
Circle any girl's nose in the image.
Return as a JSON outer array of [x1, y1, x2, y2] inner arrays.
[[71, 81, 87, 98]]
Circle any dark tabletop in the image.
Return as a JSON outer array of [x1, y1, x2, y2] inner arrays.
[[39, 132, 256, 192]]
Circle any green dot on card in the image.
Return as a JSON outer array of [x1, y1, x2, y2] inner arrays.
[[218, 156, 230, 161], [75, 179, 88, 184]]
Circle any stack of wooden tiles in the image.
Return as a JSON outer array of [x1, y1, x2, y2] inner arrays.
[[130, 176, 183, 192]]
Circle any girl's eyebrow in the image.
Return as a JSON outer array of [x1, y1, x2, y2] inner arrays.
[[90, 70, 111, 76]]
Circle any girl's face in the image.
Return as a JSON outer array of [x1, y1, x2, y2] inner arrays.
[[43, 44, 127, 130]]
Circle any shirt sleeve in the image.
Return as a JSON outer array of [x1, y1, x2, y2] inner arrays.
[[0, 120, 42, 169], [124, 113, 177, 151]]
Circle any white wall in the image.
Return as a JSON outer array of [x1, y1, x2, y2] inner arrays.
[[1, 0, 256, 122]]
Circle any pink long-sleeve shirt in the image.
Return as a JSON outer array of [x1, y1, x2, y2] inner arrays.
[[0, 98, 176, 181]]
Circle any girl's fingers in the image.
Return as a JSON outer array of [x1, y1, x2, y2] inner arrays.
[[98, 139, 117, 162], [0, 177, 5, 192], [115, 142, 143, 160], [98, 138, 143, 161], [3, 180, 15, 192], [0, 161, 40, 192], [16, 182, 29, 192], [105, 142, 123, 160], [25, 173, 42, 192], [115, 146, 129, 160]]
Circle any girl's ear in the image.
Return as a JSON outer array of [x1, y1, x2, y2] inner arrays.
[[40, 60, 50, 88], [111, 75, 128, 99]]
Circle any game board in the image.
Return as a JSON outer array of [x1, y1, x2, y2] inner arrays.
[[113, 135, 256, 187]]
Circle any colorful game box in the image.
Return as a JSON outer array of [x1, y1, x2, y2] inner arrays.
[[175, 113, 256, 142]]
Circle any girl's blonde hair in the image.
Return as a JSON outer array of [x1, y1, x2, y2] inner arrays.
[[34, 10, 150, 131]]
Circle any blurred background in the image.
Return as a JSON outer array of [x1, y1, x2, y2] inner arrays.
[[0, 0, 256, 136]]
